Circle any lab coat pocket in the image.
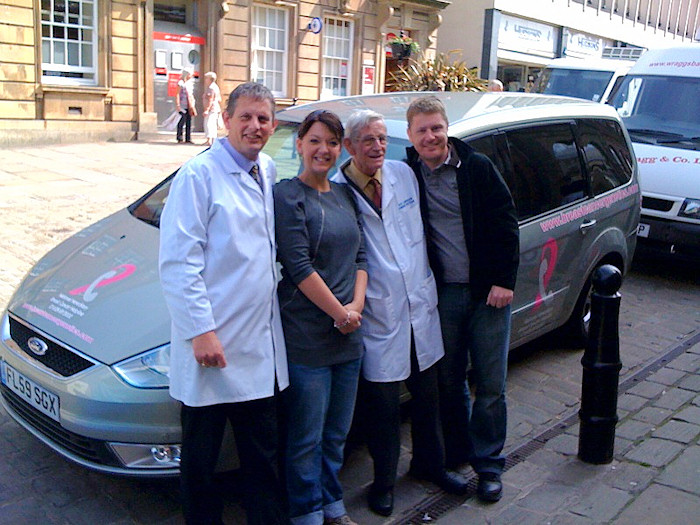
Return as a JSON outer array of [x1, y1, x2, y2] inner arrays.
[[362, 291, 395, 336], [411, 272, 444, 360], [395, 203, 424, 246], [418, 273, 439, 310]]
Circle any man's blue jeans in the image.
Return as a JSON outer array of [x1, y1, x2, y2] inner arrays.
[[285, 358, 361, 525], [437, 283, 510, 475]]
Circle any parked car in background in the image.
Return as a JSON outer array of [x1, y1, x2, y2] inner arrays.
[[607, 44, 700, 259], [1, 92, 640, 477], [532, 52, 640, 103]]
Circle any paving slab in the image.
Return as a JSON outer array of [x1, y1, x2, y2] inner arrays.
[[623, 437, 685, 467], [614, 483, 700, 525], [656, 445, 700, 496], [653, 386, 696, 410], [674, 404, 700, 425], [652, 419, 700, 443], [568, 484, 632, 522]]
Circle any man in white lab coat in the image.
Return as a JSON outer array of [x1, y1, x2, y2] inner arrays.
[[159, 82, 288, 525], [332, 110, 467, 517]]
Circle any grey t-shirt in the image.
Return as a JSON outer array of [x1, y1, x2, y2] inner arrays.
[[419, 148, 470, 284], [274, 177, 367, 367]]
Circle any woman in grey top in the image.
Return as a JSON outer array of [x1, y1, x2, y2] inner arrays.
[[274, 110, 367, 525]]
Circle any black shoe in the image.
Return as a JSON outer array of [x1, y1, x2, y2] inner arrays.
[[367, 486, 393, 517], [477, 472, 503, 502], [409, 467, 468, 495]]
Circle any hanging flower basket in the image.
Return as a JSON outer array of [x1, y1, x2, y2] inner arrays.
[[388, 35, 419, 59], [391, 42, 412, 59]]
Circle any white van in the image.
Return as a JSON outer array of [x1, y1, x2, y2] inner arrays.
[[607, 45, 700, 258], [532, 56, 637, 103]]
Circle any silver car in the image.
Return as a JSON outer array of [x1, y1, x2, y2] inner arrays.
[[0, 92, 640, 476]]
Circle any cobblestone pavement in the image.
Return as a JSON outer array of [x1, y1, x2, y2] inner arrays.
[[0, 138, 698, 524]]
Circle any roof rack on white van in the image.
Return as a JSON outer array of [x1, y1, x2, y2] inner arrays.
[[601, 47, 645, 60]]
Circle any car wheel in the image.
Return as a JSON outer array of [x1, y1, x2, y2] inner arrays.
[[563, 267, 593, 347], [565, 263, 623, 348]]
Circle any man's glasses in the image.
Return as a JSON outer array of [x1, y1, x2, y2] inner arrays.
[[357, 135, 388, 147]]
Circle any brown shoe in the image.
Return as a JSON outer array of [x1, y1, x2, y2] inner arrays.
[[324, 515, 358, 525]]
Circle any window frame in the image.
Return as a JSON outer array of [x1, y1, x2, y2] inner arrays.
[[40, 0, 99, 86], [251, 3, 290, 98], [320, 16, 354, 100]]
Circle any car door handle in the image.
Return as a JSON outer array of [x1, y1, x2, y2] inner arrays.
[[579, 219, 597, 234]]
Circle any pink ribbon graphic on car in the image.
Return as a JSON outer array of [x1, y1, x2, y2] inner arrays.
[[69, 264, 136, 302], [534, 239, 558, 311]]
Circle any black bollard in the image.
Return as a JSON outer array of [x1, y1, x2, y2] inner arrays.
[[578, 264, 623, 464]]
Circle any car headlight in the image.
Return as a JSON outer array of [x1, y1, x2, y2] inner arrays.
[[679, 198, 700, 219], [113, 344, 170, 389]]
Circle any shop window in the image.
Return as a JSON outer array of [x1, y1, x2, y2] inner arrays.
[[154, 3, 186, 24], [321, 18, 353, 99], [41, 0, 98, 85], [252, 4, 289, 97]]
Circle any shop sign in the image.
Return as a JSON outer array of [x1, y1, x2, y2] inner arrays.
[[498, 14, 556, 58], [563, 29, 612, 58]]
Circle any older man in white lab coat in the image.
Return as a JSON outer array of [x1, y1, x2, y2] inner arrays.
[[159, 82, 288, 525], [332, 110, 467, 517]]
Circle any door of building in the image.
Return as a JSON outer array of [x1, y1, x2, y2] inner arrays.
[[153, 20, 205, 132]]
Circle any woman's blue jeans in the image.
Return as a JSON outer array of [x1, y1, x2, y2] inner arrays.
[[437, 283, 510, 475], [285, 358, 361, 525]]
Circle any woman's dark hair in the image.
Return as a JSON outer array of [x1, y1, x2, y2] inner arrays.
[[297, 110, 344, 142]]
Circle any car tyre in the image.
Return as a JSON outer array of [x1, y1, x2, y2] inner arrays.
[[564, 270, 595, 348]]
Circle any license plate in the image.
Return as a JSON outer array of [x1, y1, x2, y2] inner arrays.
[[637, 223, 650, 238], [1, 361, 60, 422]]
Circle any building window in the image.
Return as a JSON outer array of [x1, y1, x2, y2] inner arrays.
[[321, 18, 353, 99], [41, 0, 98, 85], [252, 4, 288, 97]]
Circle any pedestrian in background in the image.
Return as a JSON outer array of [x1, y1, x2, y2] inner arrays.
[[159, 82, 288, 525], [175, 67, 196, 144], [202, 71, 222, 146], [488, 79, 504, 92], [274, 110, 368, 525], [333, 109, 468, 518], [405, 95, 519, 503]]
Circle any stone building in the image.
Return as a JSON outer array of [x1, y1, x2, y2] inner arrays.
[[0, 0, 448, 146], [438, 0, 699, 92]]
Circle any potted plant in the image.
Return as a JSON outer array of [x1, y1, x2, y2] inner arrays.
[[389, 34, 420, 59], [387, 50, 488, 92]]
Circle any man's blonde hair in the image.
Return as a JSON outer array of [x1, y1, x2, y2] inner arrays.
[[406, 95, 448, 128]]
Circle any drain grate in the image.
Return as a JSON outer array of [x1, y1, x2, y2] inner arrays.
[[392, 330, 700, 524]]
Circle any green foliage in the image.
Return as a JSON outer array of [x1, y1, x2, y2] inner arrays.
[[388, 34, 420, 54], [388, 51, 487, 92]]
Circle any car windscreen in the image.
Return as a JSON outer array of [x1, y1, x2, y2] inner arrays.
[[608, 75, 700, 148], [534, 68, 614, 102], [128, 120, 411, 228]]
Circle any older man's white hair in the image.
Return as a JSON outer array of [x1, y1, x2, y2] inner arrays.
[[345, 109, 385, 141]]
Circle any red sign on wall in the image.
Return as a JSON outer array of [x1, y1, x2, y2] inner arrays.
[[153, 31, 206, 45], [167, 73, 180, 97]]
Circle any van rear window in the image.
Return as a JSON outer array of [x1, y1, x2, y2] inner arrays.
[[503, 123, 586, 221], [577, 119, 633, 195]]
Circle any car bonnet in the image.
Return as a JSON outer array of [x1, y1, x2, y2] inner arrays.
[[6, 208, 170, 365]]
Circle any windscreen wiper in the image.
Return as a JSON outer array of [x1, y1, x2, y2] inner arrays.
[[656, 135, 700, 147]]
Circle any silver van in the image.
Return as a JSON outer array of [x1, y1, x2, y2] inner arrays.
[[1, 92, 639, 476]]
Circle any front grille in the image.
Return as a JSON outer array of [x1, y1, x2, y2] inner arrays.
[[1, 385, 120, 466], [9, 317, 94, 377], [642, 196, 674, 212]]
